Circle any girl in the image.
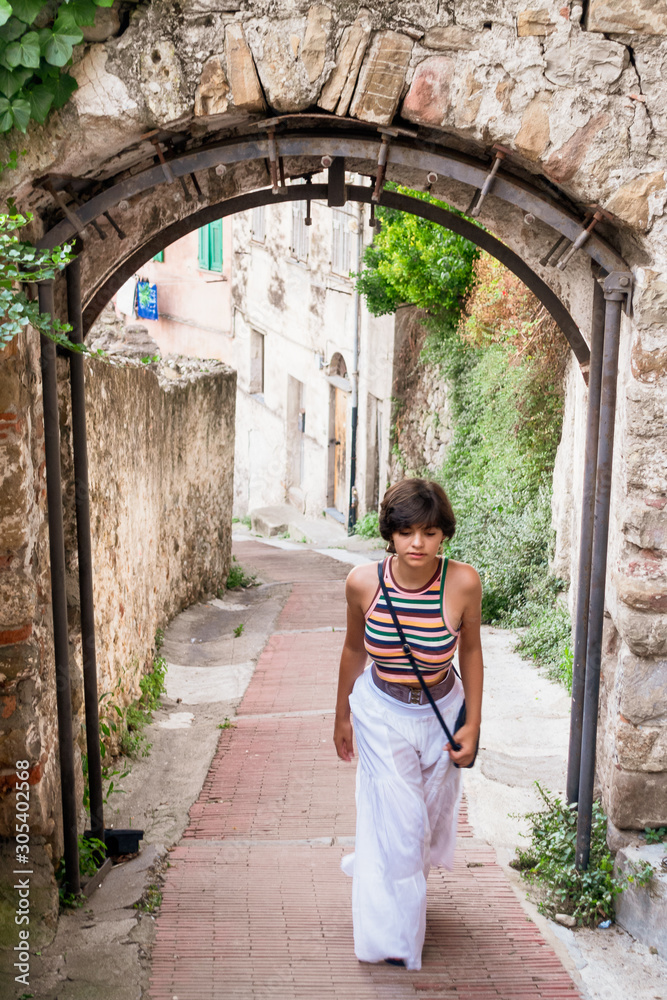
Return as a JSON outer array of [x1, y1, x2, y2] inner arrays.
[[334, 478, 483, 970]]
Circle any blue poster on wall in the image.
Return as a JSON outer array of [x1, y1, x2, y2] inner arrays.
[[136, 281, 158, 320]]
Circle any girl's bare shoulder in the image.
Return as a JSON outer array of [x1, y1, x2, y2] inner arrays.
[[447, 559, 481, 593], [345, 561, 382, 606]]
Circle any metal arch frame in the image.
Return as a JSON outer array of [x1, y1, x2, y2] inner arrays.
[[81, 183, 589, 364], [35, 131, 633, 894], [38, 129, 628, 276]]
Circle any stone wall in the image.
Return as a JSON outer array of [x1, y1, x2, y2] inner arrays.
[[387, 307, 452, 481], [0, 319, 236, 945]]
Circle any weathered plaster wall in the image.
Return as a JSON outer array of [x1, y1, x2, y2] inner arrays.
[[0, 321, 236, 943]]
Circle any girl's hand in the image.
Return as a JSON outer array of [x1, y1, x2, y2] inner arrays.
[[445, 723, 479, 767], [334, 716, 355, 762]]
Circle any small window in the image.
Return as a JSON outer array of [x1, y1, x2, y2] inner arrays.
[[249, 329, 264, 395], [251, 205, 266, 243], [152, 249, 164, 263], [331, 208, 351, 276], [198, 219, 223, 272]]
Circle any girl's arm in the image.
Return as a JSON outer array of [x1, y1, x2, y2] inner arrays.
[[333, 570, 369, 762], [447, 566, 483, 767]]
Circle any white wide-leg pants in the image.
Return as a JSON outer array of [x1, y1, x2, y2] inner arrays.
[[341, 666, 464, 971]]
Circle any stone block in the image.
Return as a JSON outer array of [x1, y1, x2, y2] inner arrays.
[[401, 55, 456, 127], [606, 766, 667, 828], [606, 170, 666, 230], [633, 269, 667, 327], [225, 23, 266, 113], [631, 334, 667, 383], [544, 112, 610, 184], [616, 716, 667, 770], [615, 547, 667, 613], [627, 443, 667, 497], [194, 55, 230, 117], [622, 505, 667, 551], [615, 844, 667, 960], [588, 0, 667, 35], [625, 379, 667, 434], [618, 644, 667, 725], [349, 30, 413, 126], [319, 9, 372, 115], [139, 39, 189, 124], [81, 4, 121, 43], [301, 4, 333, 84], [515, 91, 552, 161], [614, 600, 667, 657], [423, 25, 477, 49], [544, 32, 628, 87], [0, 639, 39, 685], [517, 9, 556, 35]]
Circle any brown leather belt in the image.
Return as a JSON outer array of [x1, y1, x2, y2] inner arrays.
[[371, 662, 456, 705]]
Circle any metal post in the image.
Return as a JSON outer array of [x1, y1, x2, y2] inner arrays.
[[66, 258, 105, 847], [566, 279, 605, 805], [347, 200, 363, 535], [38, 281, 81, 895], [575, 273, 629, 870]]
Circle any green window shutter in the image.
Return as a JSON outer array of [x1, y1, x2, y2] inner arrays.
[[198, 222, 222, 272], [152, 250, 164, 262], [198, 226, 210, 271], [209, 219, 223, 272]]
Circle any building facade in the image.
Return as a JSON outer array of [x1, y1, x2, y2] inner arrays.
[[116, 178, 399, 526]]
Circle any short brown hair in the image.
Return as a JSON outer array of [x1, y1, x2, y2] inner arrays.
[[379, 478, 456, 552]]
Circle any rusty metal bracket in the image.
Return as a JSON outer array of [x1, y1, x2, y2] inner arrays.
[[145, 135, 176, 185], [540, 234, 571, 268], [373, 130, 396, 203], [304, 174, 313, 227], [557, 208, 613, 270], [469, 145, 511, 218], [327, 157, 346, 208], [64, 185, 126, 242], [267, 128, 280, 194], [42, 179, 88, 238], [603, 270, 633, 313]]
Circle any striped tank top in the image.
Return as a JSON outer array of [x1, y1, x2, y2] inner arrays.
[[364, 555, 460, 683]]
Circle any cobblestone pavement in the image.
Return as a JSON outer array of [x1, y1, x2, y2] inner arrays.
[[148, 542, 582, 1000]]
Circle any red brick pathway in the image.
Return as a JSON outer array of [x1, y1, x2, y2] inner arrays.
[[149, 542, 581, 1000]]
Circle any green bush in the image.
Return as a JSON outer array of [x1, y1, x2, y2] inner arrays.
[[353, 510, 381, 540], [511, 783, 625, 926], [513, 603, 574, 692]]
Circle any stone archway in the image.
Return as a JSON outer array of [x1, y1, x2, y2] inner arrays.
[[1, 0, 666, 905]]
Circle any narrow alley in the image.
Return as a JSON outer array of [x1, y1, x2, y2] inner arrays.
[[147, 539, 582, 1000]]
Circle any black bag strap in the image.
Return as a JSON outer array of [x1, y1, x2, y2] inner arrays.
[[377, 558, 461, 752]]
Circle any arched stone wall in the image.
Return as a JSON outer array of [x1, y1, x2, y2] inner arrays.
[[1, 0, 666, 856]]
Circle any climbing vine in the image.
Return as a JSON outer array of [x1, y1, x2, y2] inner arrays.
[[0, 0, 115, 134]]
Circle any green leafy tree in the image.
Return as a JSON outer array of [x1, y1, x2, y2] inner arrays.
[[0, 0, 115, 134], [354, 186, 480, 323]]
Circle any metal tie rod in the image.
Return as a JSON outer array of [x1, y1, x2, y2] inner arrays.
[[566, 277, 605, 805], [575, 270, 632, 870], [37, 281, 82, 897]]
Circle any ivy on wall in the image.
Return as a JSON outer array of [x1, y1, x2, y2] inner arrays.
[[0, 0, 114, 133]]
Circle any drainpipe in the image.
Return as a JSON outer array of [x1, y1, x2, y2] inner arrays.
[[575, 271, 630, 870], [347, 200, 363, 534], [38, 281, 81, 896]]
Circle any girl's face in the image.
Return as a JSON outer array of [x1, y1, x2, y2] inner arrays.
[[391, 523, 445, 565]]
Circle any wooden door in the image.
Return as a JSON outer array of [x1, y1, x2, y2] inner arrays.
[[334, 387, 347, 510]]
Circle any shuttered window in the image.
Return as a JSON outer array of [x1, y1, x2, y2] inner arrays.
[[152, 250, 164, 262], [198, 220, 223, 272], [331, 208, 351, 276]]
